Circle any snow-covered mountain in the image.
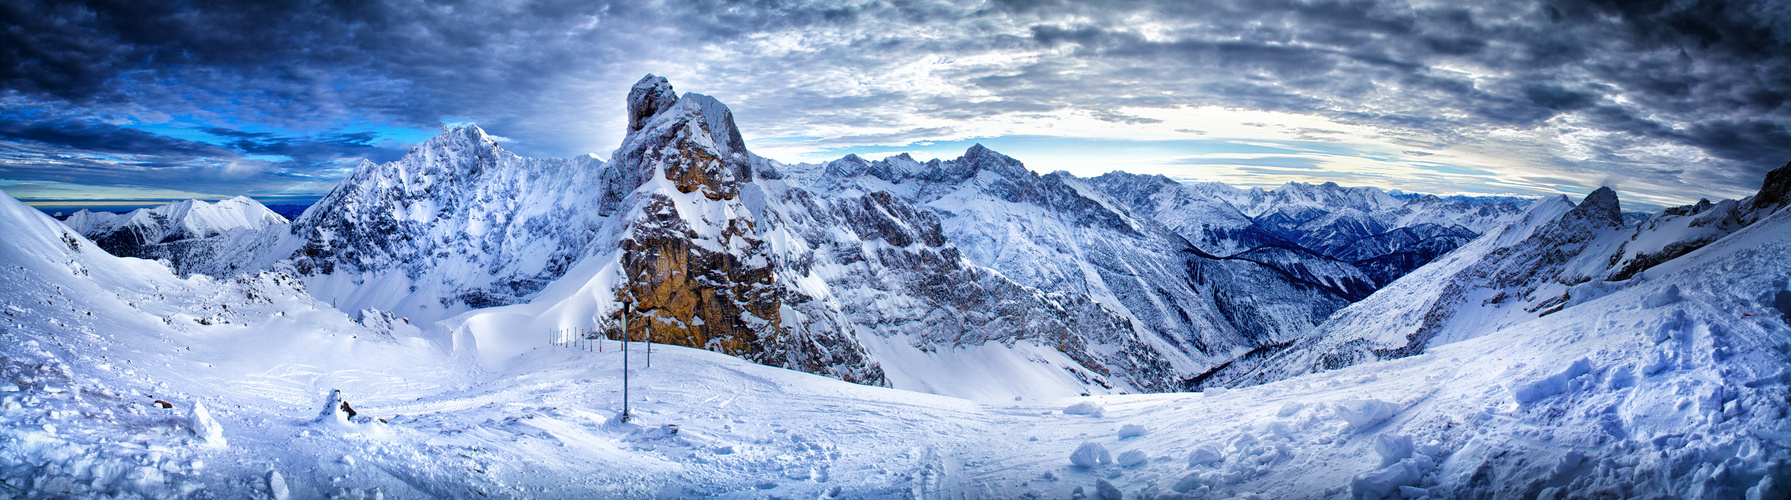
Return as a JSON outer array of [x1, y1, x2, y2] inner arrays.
[[59, 196, 288, 270], [68, 76, 1373, 398], [1085, 172, 1294, 257], [3, 161, 1786, 498], [1199, 160, 1791, 389], [449, 76, 1221, 398], [1089, 172, 1530, 297], [781, 149, 1358, 379]]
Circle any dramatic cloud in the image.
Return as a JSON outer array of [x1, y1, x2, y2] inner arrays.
[[1, 0, 1785, 210]]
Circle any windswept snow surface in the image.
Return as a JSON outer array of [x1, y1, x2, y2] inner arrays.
[[4, 168, 1789, 498]]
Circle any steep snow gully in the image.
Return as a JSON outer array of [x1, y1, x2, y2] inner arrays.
[[2, 76, 1787, 498]]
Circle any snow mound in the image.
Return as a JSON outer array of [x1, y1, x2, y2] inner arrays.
[[1117, 423, 1147, 439], [1333, 399, 1399, 431], [1063, 401, 1104, 415], [1506, 357, 1593, 405], [1071, 442, 1113, 467], [1116, 450, 1148, 467]]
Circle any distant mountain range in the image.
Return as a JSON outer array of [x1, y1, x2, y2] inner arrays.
[[50, 75, 1785, 404]]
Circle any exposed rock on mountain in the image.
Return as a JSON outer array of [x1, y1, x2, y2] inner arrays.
[[449, 76, 1185, 397]]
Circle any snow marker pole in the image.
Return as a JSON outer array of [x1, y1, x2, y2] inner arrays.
[[622, 297, 630, 423]]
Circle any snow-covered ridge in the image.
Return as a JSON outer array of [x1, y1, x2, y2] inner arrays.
[[1199, 160, 1791, 389], [62, 196, 287, 247], [57, 196, 288, 274]]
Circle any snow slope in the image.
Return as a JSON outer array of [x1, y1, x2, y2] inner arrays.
[[3, 180, 1785, 498], [1203, 161, 1791, 390]]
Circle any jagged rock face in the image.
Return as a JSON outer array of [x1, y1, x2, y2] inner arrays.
[[610, 80, 783, 365], [628, 74, 678, 132], [1753, 160, 1791, 212], [618, 193, 778, 354], [1607, 161, 1791, 281]]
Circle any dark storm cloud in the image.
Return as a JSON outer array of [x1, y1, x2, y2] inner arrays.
[[199, 128, 401, 165], [0, 0, 1785, 207], [0, 115, 233, 158]]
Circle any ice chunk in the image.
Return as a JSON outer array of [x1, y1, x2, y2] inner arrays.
[[1333, 399, 1399, 431], [1373, 434, 1412, 466], [1064, 401, 1104, 415], [1350, 455, 1433, 500], [1117, 424, 1147, 439], [1116, 450, 1148, 467], [1509, 357, 1593, 404], [269, 470, 291, 500], [1416, 440, 1444, 458], [1641, 349, 1672, 375], [1171, 472, 1203, 493], [1187, 445, 1223, 466], [1070, 442, 1112, 468], [190, 401, 226, 446]]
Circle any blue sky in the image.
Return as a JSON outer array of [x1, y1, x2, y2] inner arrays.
[[2, 0, 1788, 212]]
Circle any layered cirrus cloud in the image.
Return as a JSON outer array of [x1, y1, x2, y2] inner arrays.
[[1, 0, 1786, 210]]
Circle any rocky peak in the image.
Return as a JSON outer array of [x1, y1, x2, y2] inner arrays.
[[953, 144, 1031, 180], [613, 76, 754, 200], [1752, 160, 1791, 213], [1571, 186, 1623, 228], [627, 74, 678, 132]]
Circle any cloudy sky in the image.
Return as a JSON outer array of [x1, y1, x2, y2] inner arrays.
[[3, 0, 1787, 212]]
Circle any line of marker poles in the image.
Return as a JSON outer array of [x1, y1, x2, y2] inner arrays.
[[541, 302, 647, 422]]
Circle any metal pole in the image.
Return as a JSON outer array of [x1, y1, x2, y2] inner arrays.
[[622, 297, 630, 422]]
